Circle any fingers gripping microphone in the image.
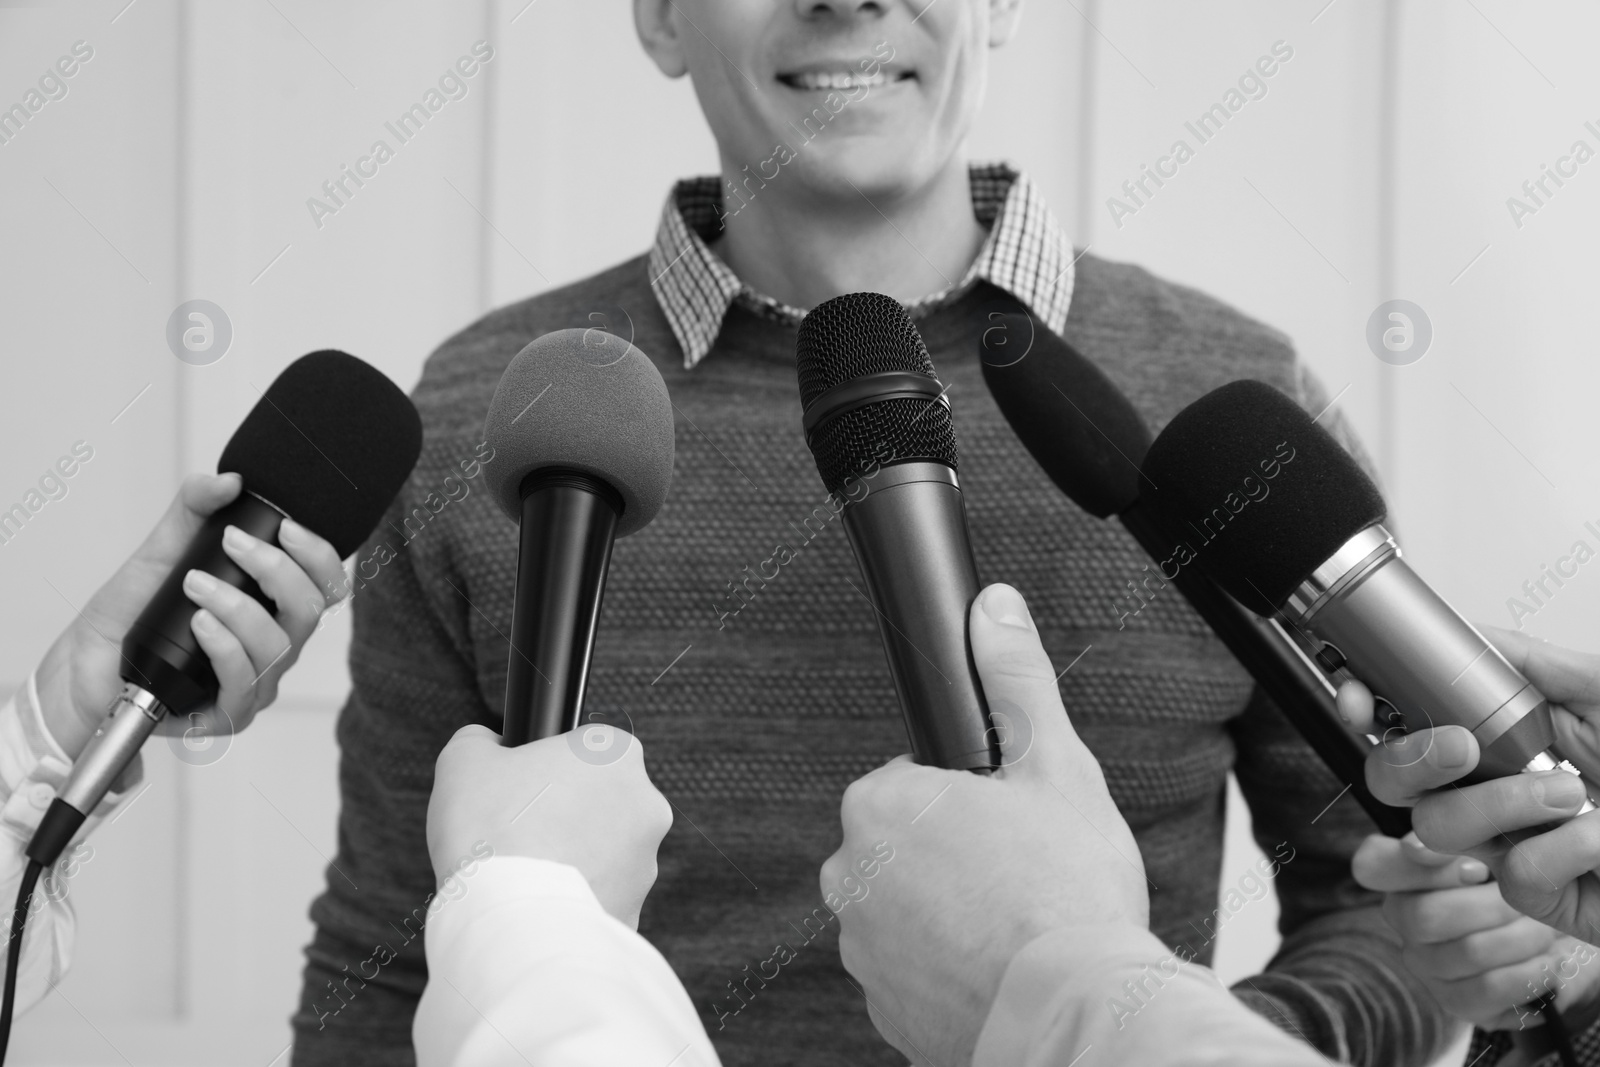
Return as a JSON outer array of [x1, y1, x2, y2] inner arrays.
[[26, 351, 423, 870], [978, 314, 1409, 835], [0, 356, 420, 1064], [1140, 379, 1594, 803], [482, 329, 674, 746], [797, 294, 998, 772]]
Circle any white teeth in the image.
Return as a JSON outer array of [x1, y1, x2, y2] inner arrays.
[[789, 71, 889, 91]]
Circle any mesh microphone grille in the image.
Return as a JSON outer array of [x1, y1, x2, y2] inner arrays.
[[796, 293, 958, 494]]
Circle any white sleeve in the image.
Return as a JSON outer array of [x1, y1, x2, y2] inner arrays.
[[972, 923, 1331, 1067], [413, 855, 721, 1067], [0, 674, 142, 1016]]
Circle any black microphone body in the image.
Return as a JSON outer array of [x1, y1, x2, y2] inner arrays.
[[481, 329, 675, 747], [28, 350, 423, 868], [121, 493, 285, 714], [797, 293, 999, 772], [978, 311, 1410, 834], [502, 470, 620, 745], [31, 495, 291, 867], [843, 462, 995, 771]]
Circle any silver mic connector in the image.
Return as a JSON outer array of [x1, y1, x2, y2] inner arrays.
[[58, 682, 167, 817], [1526, 749, 1600, 814]]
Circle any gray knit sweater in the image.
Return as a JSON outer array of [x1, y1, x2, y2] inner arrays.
[[288, 253, 1451, 1066]]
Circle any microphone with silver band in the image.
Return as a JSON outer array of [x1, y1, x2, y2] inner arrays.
[[1138, 378, 1596, 807], [977, 309, 1410, 834]]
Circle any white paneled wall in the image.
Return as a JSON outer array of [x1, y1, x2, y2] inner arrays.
[[0, 1, 1594, 1062]]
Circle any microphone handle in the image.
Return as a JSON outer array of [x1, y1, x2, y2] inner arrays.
[[842, 462, 999, 772], [1119, 504, 1412, 837], [1303, 540, 1574, 788], [502, 470, 619, 746], [120, 492, 285, 714]]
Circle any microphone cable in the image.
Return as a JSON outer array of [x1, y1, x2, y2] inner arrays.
[[0, 859, 44, 1066], [0, 798, 82, 1064]]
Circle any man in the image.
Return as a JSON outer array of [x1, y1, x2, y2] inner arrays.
[[413, 584, 1336, 1066], [290, 0, 1449, 1063]]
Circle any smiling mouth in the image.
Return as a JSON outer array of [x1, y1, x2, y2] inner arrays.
[[776, 70, 914, 92]]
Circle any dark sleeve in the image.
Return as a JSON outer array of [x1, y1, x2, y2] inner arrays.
[[1226, 685, 1455, 1066], [1221, 361, 1454, 1066], [1463, 985, 1600, 1064], [289, 450, 496, 1067]]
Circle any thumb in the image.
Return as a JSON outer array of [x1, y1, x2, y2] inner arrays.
[[436, 723, 502, 773], [970, 583, 1079, 775]]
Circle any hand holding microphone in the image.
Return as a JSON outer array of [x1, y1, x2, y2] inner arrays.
[[1351, 830, 1600, 1031], [1, 351, 421, 1064], [1138, 379, 1592, 800], [1137, 378, 1600, 1048], [827, 583, 1147, 1066], [24, 351, 421, 870], [1353, 628, 1600, 947], [32, 472, 346, 759], [427, 725, 673, 930], [428, 327, 676, 921]]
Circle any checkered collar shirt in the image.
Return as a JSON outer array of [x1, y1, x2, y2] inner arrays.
[[646, 163, 1077, 370]]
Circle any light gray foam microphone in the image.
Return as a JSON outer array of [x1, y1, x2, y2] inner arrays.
[[482, 328, 674, 745]]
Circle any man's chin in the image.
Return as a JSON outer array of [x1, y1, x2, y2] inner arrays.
[[784, 140, 946, 205]]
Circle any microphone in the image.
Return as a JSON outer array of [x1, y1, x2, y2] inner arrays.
[[796, 293, 998, 772], [1139, 378, 1596, 802], [481, 329, 674, 746], [28, 350, 423, 869], [978, 311, 1409, 834]]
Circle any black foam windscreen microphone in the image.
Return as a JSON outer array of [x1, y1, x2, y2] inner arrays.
[[977, 313, 1409, 835], [1141, 379, 1594, 800], [482, 329, 674, 746], [30, 350, 423, 868], [975, 308, 1151, 517], [797, 293, 998, 772]]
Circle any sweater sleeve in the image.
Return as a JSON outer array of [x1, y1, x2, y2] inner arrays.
[[1461, 975, 1600, 1065], [1220, 363, 1457, 1066], [414, 856, 721, 1067], [972, 923, 1332, 1067]]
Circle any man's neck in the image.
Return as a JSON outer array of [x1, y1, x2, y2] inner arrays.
[[711, 157, 988, 312]]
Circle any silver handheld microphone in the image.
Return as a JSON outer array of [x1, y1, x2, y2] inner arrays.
[[1139, 379, 1596, 807], [1282, 523, 1585, 795]]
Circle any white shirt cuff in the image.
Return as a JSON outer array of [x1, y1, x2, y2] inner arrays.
[[414, 854, 720, 1067], [0, 673, 142, 850], [973, 923, 1330, 1067]]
